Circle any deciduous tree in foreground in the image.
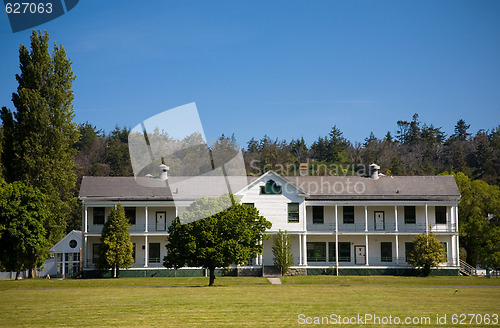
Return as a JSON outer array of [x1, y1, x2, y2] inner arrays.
[[164, 194, 271, 286], [409, 232, 447, 276], [0, 180, 49, 279]]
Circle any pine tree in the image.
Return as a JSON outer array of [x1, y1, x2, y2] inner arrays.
[[0, 30, 79, 244], [272, 229, 293, 276], [97, 204, 134, 278]]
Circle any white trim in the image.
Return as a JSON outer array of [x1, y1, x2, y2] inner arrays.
[[50, 230, 82, 252], [394, 206, 398, 232], [302, 234, 307, 266], [299, 233, 302, 265]]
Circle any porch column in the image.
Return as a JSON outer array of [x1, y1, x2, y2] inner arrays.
[[335, 204, 339, 276], [325, 242, 329, 264], [258, 238, 263, 266], [451, 234, 457, 266], [83, 236, 87, 268], [302, 234, 307, 266], [334, 205, 338, 233], [365, 235, 369, 266], [260, 239, 264, 268], [425, 203, 429, 234], [62, 252, 65, 277], [395, 235, 399, 266], [144, 235, 148, 268], [364, 205, 368, 232], [84, 205, 88, 233], [302, 202, 306, 231], [144, 206, 149, 233], [455, 205, 460, 264], [299, 233, 303, 265], [394, 206, 398, 232], [446, 206, 453, 231], [335, 232, 339, 276]]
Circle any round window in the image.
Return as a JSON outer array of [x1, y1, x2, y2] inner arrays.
[[69, 239, 77, 248]]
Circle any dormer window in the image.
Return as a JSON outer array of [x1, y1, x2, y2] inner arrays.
[[260, 179, 282, 195]]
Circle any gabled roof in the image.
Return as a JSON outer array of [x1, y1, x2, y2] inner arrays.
[[234, 170, 308, 196], [50, 230, 82, 253], [79, 174, 460, 202]]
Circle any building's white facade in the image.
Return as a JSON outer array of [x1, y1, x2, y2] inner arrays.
[[79, 168, 461, 275]]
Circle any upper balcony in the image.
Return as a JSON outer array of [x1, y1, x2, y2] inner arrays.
[[306, 204, 458, 233], [87, 224, 170, 234], [84, 205, 177, 235]]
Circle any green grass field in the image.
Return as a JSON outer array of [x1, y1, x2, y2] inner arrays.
[[0, 276, 499, 327]]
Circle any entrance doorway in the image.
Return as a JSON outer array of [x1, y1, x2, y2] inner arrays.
[[355, 245, 366, 264]]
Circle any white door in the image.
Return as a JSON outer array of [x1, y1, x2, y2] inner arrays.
[[156, 212, 166, 231], [355, 246, 366, 264], [375, 211, 385, 230]]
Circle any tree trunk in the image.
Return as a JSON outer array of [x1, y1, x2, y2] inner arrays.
[[15, 271, 20, 280], [27, 267, 38, 278], [208, 267, 216, 286], [116, 266, 120, 278]]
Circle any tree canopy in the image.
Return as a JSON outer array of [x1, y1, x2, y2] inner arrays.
[[96, 203, 134, 278], [408, 232, 447, 276], [164, 194, 271, 286], [452, 172, 500, 268], [0, 179, 49, 279], [1, 30, 79, 244]]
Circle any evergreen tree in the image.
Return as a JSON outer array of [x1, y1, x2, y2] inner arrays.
[[328, 125, 350, 162], [105, 126, 132, 176], [451, 119, 471, 141], [272, 229, 293, 276], [0, 30, 79, 244], [97, 203, 134, 278]]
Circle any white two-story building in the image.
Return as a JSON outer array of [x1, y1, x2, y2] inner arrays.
[[79, 165, 461, 277]]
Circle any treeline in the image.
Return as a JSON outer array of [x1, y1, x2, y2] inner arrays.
[[245, 114, 500, 185], [76, 114, 500, 187]]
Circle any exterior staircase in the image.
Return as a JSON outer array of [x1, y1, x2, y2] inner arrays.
[[460, 259, 476, 276]]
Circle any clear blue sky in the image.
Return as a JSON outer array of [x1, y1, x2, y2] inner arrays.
[[1, 1, 499, 147]]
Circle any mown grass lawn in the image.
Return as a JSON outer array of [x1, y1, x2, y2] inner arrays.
[[0, 276, 498, 327]]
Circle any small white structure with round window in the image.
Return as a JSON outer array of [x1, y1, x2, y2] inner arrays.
[[49, 230, 82, 278]]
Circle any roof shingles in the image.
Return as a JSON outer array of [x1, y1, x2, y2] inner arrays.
[[79, 174, 460, 202]]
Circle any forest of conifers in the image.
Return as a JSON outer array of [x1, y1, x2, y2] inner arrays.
[[76, 114, 499, 186]]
